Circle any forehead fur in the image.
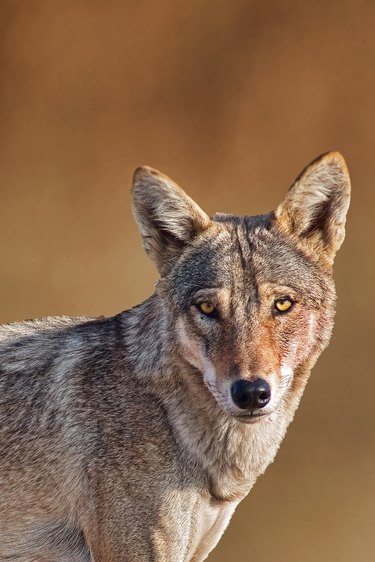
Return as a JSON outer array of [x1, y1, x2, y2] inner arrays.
[[168, 213, 332, 307]]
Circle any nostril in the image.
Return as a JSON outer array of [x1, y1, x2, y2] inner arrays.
[[231, 379, 271, 410], [231, 379, 254, 409]]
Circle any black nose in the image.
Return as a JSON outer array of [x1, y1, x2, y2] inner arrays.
[[230, 379, 271, 410]]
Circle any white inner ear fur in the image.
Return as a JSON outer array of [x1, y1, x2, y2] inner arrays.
[[275, 152, 350, 259], [132, 167, 210, 243], [295, 163, 344, 205], [286, 166, 345, 232], [147, 189, 206, 241]]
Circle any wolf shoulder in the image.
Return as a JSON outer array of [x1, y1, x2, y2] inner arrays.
[[0, 312, 173, 434], [0, 314, 111, 375], [0, 312, 138, 424]]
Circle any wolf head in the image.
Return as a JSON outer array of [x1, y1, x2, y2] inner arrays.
[[132, 153, 350, 423]]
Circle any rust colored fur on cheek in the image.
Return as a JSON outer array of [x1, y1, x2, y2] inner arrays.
[[175, 317, 206, 372], [294, 312, 317, 365], [280, 311, 318, 370], [262, 320, 283, 376]]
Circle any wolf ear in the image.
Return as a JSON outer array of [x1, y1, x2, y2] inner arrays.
[[131, 166, 211, 274], [275, 152, 351, 264]]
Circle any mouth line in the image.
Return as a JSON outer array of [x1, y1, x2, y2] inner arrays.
[[233, 412, 269, 424], [236, 409, 267, 417]]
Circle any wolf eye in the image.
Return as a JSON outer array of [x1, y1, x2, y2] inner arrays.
[[197, 302, 217, 317], [274, 297, 294, 314]]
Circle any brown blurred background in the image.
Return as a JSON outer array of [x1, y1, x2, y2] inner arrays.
[[0, 1, 374, 560]]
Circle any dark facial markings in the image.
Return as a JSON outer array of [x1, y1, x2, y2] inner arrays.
[[169, 214, 329, 326], [234, 222, 261, 315]]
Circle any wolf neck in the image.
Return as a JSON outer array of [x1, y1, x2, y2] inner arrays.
[[123, 294, 308, 501], [123, 293, 172, 375]]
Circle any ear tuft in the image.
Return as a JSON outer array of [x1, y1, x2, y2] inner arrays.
[[131, 166, 211, 274], [275, 152, 351, 263]]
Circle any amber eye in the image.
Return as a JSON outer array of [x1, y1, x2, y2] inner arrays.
[[197, 302, 217, 316], [274, 297, 294, 314]]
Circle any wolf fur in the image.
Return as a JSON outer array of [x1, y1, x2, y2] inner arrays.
[[0, 152, 350, 561]]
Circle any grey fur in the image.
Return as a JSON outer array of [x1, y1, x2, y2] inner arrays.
[[0, 153, 350, 561]]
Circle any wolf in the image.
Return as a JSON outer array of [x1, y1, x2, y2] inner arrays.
[[0, 152, 350, 561]]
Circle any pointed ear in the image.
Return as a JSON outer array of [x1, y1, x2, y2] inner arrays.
[[275, 152, 351, 264], [131, 166, 211, 274]]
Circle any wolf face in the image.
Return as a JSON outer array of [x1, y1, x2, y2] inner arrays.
[[132, 153, 350, 423]]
